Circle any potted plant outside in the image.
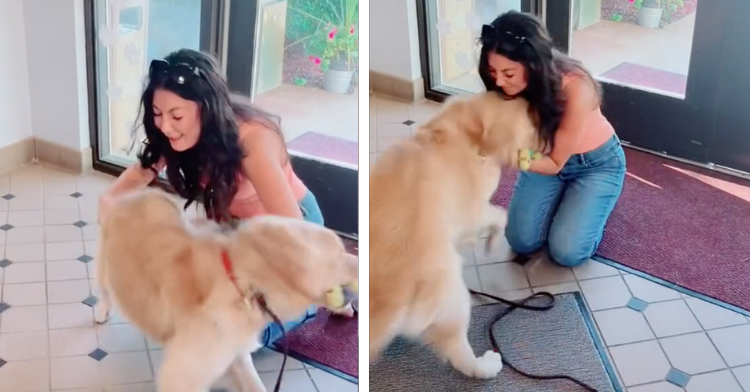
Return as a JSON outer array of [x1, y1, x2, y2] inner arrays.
[[631, 0, 685, 29], [291, 0, 359, 94], [320, 22, 358, 94]]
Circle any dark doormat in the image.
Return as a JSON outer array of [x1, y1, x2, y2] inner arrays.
[[370, 292, 623, 392]]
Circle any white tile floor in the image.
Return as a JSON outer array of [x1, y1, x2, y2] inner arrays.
[[0, 165, 355, 392], [371, 94, 750, 392]]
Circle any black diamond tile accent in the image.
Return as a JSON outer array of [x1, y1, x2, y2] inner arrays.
[[70, 192, 83, 198], [0, 302, 10, 314], [77, 254, 94, 263], [82, 295, 99, 307], [0, 358, 5, 369], [0, 224, 13, 231], [73, 220, 88, 228], [0, 259, 12, 268], [402, 120, 415, 126], [89, 348, 108, 361], [1, 194, 14, 200]]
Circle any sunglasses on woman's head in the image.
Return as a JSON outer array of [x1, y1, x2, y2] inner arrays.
[[149, 59, 202, 85], [480, 24, 527, 50]]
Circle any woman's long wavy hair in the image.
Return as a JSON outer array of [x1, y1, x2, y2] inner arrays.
[[477, 11, 601, 151], [131, 49, 284, 221]]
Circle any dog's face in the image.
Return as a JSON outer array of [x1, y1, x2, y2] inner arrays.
[[469, 92, 543, 167], [417, 92, 542, 168], [229, 216, 358, 319]]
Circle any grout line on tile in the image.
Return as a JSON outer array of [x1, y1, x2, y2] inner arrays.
[[303, 364, 322, 392], [39, 171, 56, 392]]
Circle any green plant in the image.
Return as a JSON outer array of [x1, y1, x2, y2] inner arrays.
[[631, 0, 685, 19], [290, 0, 359, 72], [628, 0, 685, 12], [285, 0, 338, 49]]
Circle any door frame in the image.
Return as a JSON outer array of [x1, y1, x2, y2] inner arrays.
[[84, 0, 359, 239], [84, 0, 224, 179], [704, 0, 750, 175]]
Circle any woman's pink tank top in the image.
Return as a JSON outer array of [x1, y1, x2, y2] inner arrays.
[[227, 125, 308, 218], [562, 74, 616, 154], [156, 125, 308, 219]]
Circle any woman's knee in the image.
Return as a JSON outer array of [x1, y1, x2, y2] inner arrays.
[[547, 231, 594, 268], [504, 217, 544, 255]]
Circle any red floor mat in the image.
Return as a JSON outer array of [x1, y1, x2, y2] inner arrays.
[[491, 148, 750, 310]]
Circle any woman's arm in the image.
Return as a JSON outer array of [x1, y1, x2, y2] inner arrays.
[[528, 77, 597, 175], [98, 160, 162, 221], [240, 124, 304, 219]]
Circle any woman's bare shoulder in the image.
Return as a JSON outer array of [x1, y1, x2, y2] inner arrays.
[[562, 73, 598, 109]]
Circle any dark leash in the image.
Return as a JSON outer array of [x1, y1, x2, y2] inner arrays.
[[221, 249, 288, 392], [468, 289, 601, 391], [256, 296, 288, 392]]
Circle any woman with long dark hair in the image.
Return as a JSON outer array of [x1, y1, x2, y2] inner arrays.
[[478, 11, 626, 267], [98, 49, 354, 337]]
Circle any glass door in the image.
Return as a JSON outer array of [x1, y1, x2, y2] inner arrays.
[[222, 0, 359, 237], [87, 0, 359, 237], [89, 0, 220, 169], [549, 0, 731, 164], [418, 0, 736, 167], [417, 0, 538, 98]]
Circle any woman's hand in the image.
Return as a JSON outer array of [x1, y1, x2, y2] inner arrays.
[[97, 161, 161, 224]]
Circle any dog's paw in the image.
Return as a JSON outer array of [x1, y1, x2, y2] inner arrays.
[[471, 350, 503, 379], [94, 305, 111, 324]]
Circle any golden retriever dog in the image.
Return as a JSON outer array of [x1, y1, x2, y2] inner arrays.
[[94, 188, 358, 392], [369, 92, 539, 378]]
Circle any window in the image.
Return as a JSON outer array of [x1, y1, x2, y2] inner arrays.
[[86, 0, 359, 237]]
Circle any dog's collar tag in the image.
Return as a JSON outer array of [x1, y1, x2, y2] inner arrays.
[[242, 293, 253, 309]]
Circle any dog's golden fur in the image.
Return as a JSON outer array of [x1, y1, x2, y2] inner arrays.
[[94, 188, 358, 392], [369, 92, 539, 378]]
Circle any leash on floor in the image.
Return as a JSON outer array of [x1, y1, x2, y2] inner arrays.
[[468, 289, 600, 392]]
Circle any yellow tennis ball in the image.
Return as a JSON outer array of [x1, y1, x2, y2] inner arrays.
[[325, 286, 345, 309], [519, 149, 532, 171]]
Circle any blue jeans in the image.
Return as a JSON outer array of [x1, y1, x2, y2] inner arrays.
[[298, 190, 325, 226], [505, 135, 626, 267], [262, 190, 324, 346]]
